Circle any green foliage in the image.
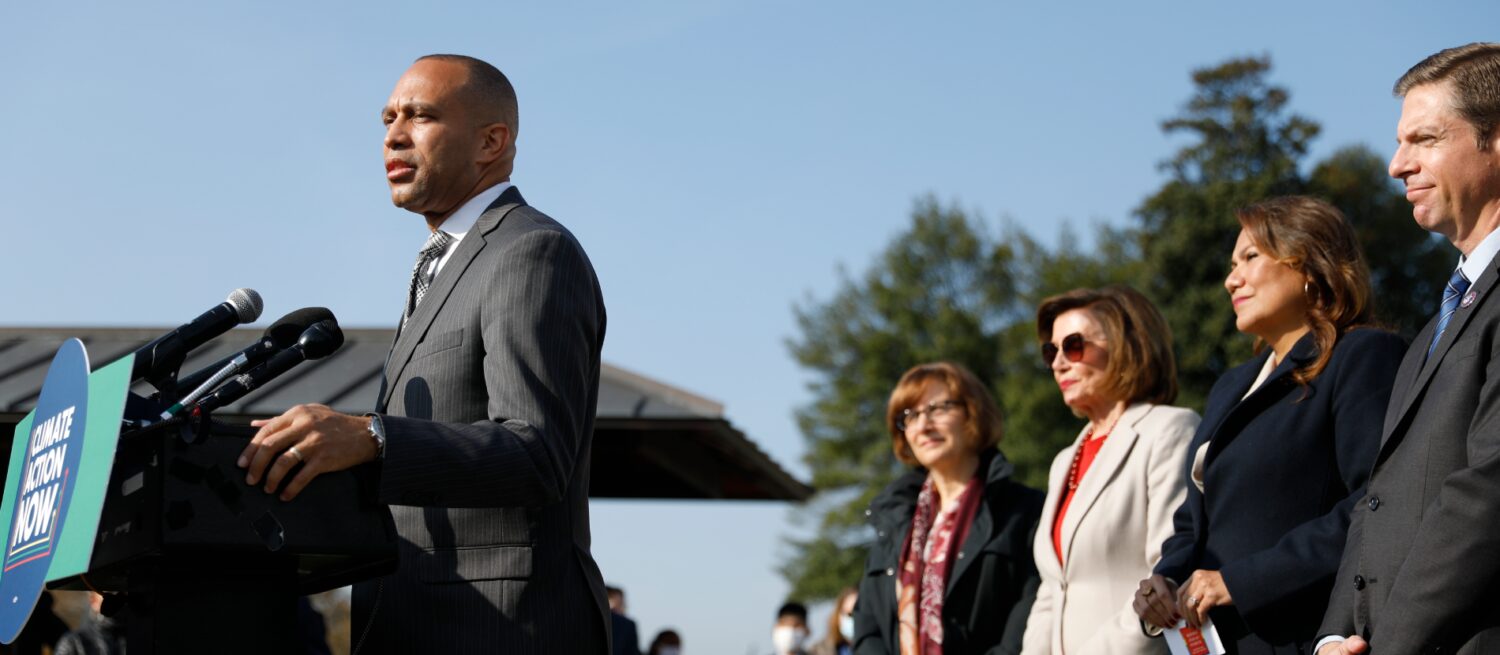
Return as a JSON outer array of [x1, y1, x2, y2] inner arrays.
[[1306, 145, 1451, 336], [1131, 56, 1318, 406], [781, 56, 1441, 602]]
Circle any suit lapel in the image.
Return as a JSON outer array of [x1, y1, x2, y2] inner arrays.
[[1205, 339, 1314, 465], [1057, 403, 1148, 568], [1378, 317, 1437, 446], [1381, 261, 1500, 453], [379, 187, 526, 409], [1032, 432, 1076, 582], [1194, 352, 1269, 462]]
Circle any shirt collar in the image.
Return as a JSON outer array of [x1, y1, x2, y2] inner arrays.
[[1458, 227, 1500, 283], [432, 181, 512, 241]]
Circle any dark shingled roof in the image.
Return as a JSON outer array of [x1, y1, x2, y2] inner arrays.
[[0, 327, 811, 502]]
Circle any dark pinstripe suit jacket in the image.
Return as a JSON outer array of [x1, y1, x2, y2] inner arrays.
[[352, 186, 610, 654], [1320, 256, 1500, 654]]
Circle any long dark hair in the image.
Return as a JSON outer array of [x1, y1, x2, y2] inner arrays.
[[1236, 196, 1373, 384]]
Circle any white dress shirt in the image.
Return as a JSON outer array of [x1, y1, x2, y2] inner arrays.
[[425, 181, 513, 280]]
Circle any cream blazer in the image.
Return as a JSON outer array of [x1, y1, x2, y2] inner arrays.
[[1020, 402, 1198, 655]]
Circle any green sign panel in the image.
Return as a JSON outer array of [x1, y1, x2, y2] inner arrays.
[[0, 346, 131, 642]]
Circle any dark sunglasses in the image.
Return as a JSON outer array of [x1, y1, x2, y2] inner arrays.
[[1041, 332, 1089, 365]]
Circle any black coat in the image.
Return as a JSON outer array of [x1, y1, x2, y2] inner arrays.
[[1154, 328, 1406, 654], [853, 449, 1044, 655]]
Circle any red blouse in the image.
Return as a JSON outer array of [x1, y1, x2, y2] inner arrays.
[[1052, 433, 1109, 564]]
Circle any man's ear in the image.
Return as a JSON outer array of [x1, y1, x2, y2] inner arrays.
[[477, 122, 514, 165]]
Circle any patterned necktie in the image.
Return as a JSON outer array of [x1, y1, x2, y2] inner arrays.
[[1428, 267, 1472, 359], [404, 230, 454, 322]]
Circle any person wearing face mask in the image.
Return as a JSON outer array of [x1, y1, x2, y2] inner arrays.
[[647, 629, 682, 655], [1021, 286, 1199, 655], [811, 587, 858, 655], [773, 602, 813, 655], [854, 362, 1044, 655], [1131, 196, 1407, 654]]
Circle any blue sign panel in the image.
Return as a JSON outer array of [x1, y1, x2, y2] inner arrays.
[[0, 340, 89, 643]]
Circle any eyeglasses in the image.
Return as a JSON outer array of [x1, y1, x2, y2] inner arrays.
[[1041, 332, 1100, 366], [897, 399, 963, 432]]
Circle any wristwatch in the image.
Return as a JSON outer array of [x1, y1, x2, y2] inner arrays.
[[364, 412, 387, 459]]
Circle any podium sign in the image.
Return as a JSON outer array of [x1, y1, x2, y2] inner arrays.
[[0, 340, 130, 643]]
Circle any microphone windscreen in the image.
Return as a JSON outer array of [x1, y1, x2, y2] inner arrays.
[[264, 307, 335, 348], [227, 288, 264, 323]]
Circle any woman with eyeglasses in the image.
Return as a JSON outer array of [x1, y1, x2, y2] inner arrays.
[[1020, 285, 1200, 655], [852, 361, 1043, 655], [1131, 196, 1406, 654]]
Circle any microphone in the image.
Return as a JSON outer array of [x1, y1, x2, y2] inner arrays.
[[130, 288, 264, 388], [191, 320, 345, 415], [160, 307, 335, 419]]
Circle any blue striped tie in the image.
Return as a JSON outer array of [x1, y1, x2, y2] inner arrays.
[[1429, 267, 1472, 359]]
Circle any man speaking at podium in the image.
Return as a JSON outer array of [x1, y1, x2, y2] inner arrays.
[[235, 54, 609, 653]]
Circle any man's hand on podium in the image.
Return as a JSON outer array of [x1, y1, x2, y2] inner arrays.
[[1317, 636, 1369, 655], [238, 403, 378, 501]]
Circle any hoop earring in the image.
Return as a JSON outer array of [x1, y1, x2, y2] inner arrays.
[[1304, 281, 1312, 296]]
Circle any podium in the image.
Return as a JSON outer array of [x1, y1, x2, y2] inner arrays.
[[3, 339, 397, 654], [52, 413, 398, 653]]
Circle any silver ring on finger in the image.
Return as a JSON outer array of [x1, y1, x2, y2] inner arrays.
[[287, 446, 304, 463], [1187, 595, 1199, 607]]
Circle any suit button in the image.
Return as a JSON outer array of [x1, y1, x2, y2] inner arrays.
[[1368, 496, 1381, 511], [886, 568, 895, 576], [877, 531, 886, 538], [1354, 575, 1366, 590]]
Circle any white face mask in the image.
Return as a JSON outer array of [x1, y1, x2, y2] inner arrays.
[[839, 614, 855, 641], [657, 648, 681, 655], [771, 625, 809, 653]]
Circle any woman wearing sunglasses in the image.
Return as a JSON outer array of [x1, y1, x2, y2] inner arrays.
[[853, 361, 1044, 655], [1021, 285, 1199, 655], [1131, 196, 1406, 654]]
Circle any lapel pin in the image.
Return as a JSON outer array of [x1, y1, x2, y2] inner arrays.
[[1463, 289, 1478, 308]]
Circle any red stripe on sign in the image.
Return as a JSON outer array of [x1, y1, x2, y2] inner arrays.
[[1181, 627, 1209, 655]]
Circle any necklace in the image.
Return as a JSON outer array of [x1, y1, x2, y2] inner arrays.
[[1064, 432, 1098, 491], [1065, 416, 1119, 491]]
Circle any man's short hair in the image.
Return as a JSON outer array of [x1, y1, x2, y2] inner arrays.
[[1395, 43, 1500, 149], [416, 54, 519, 132], [777, 601, 808, 621]]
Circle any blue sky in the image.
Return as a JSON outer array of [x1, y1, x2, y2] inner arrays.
[[3, 2, 1496, 653]]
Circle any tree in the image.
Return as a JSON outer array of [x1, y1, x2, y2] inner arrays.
[[1130, 56, 1319, 406], [780, 197, 1020, 600], [1306, 145, 1451, 336]]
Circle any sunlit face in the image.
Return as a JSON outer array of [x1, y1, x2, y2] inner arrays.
[[382, 60, 487, 219], [1046, 309, 1116, 415], [1389, 81, 1500, 247], [901, 384, 971, 470], [1224, 229, 1308, 340]]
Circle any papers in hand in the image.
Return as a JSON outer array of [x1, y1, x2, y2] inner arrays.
[[1163, 619, 1225, 655]]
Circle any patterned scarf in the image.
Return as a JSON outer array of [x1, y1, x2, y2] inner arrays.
[[895, 473, 984, 655]]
